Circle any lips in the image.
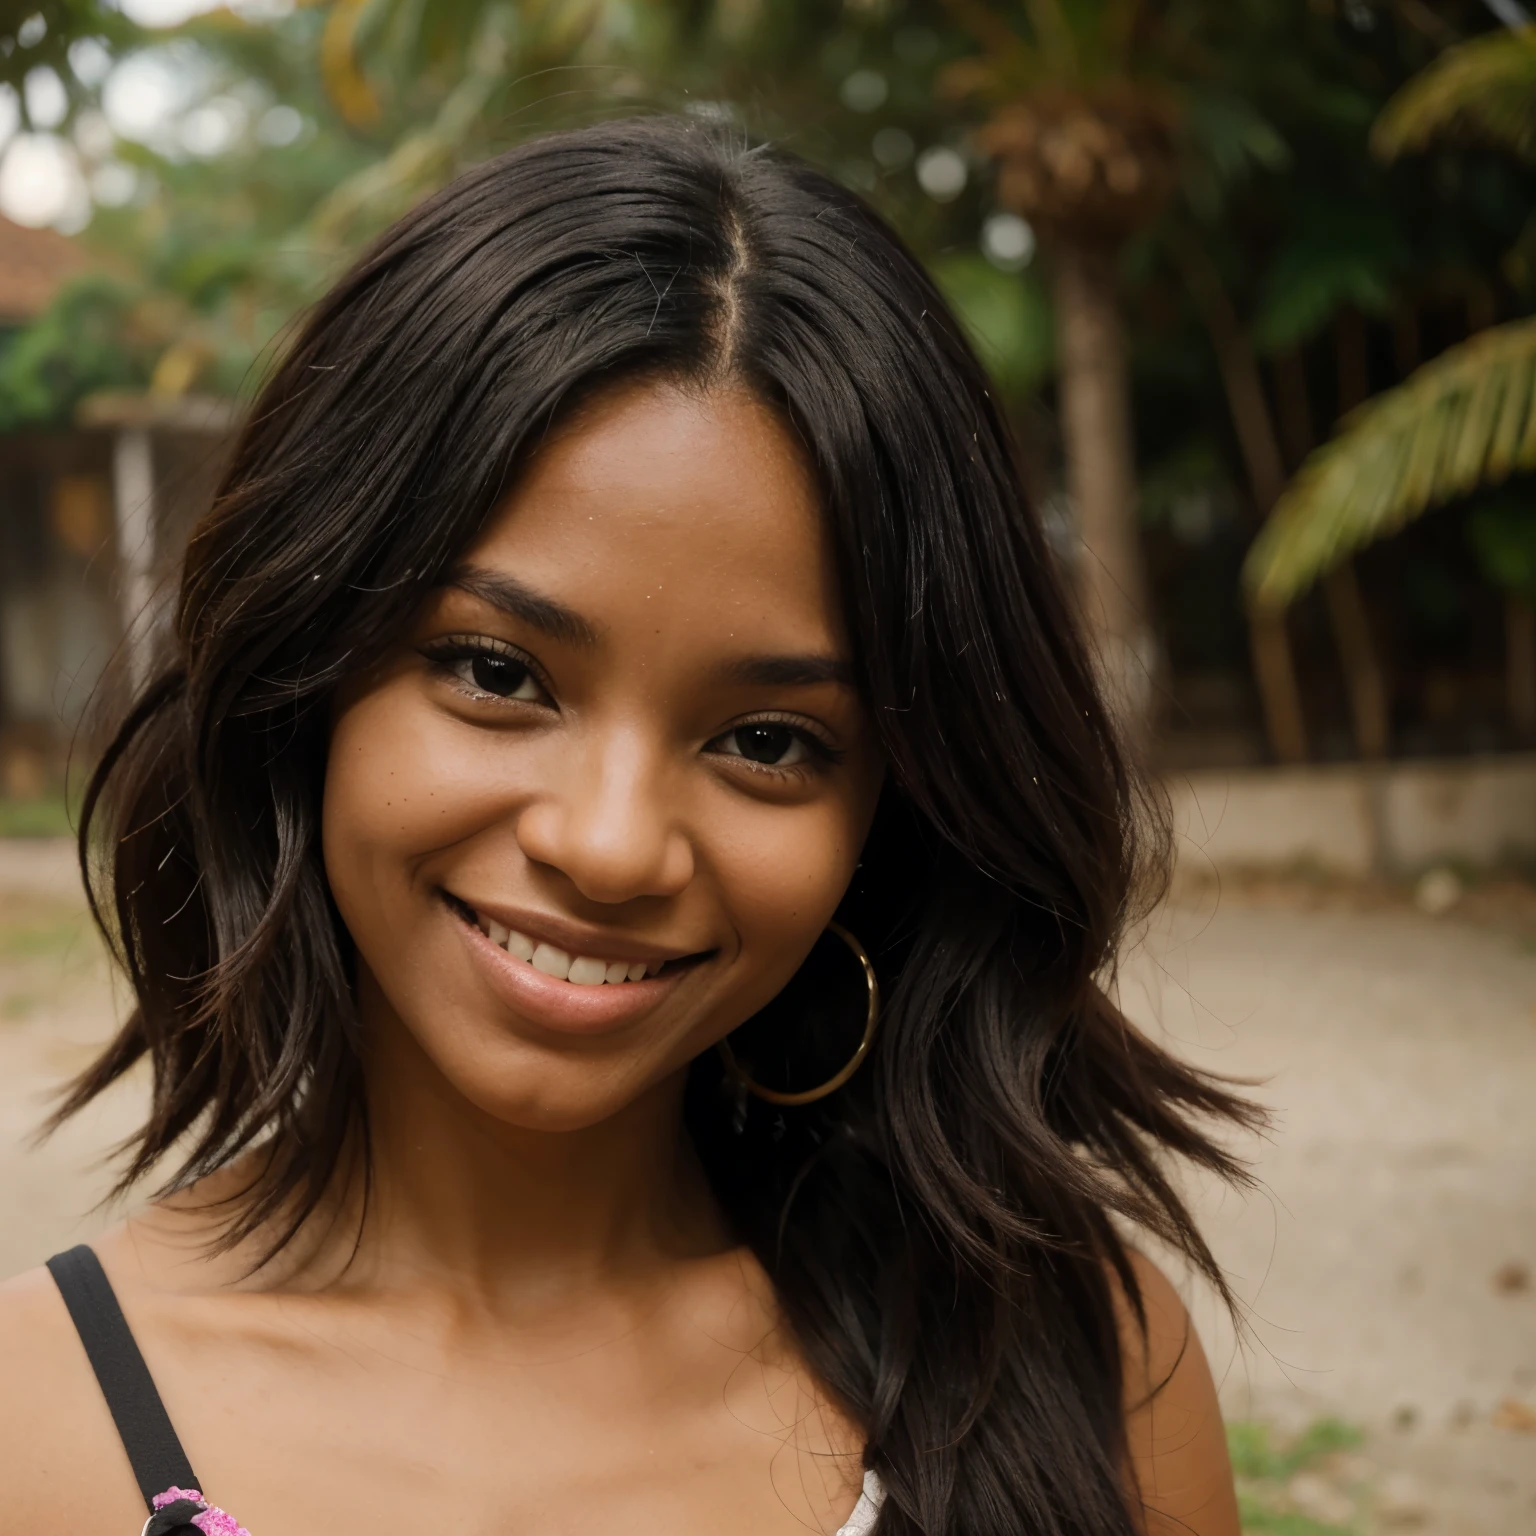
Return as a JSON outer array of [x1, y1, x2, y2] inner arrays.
[[442, 892, 709, 1036]]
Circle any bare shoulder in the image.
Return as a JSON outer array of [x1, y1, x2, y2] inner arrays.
[[0, 1256, 143, 1532], [1111, 1250, 1240, 1536]]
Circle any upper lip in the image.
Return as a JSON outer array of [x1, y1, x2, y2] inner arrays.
[[443, 891, 708, 966]]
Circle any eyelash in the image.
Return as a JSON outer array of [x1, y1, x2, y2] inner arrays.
[[420, 636, 843, 777], [705, 714, 844, 779], [420, 635, 552, 704]]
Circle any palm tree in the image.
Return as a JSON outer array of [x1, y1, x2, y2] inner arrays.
[[1246, 24, 1536, 746], [938, 0, 1178, 732], [940, 0, 1359, 757]]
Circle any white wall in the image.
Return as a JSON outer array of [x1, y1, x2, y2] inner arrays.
[[1168, 754, 1536, 876]]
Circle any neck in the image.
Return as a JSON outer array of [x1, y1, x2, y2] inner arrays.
[[301, 972, 727, 1310]]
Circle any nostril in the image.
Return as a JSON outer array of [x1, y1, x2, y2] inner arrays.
[[515, 804, 695, 905]]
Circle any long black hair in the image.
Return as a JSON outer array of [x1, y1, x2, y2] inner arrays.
[[63, 117, 1256, 1536]]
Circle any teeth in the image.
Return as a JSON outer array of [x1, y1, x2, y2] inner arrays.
[[568, 956, 608, 986], [531, 942, 572, 980], [471, 911, 667, 985]]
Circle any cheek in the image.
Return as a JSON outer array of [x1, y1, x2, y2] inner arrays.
[[324, 678, 526, 877], [321, 683, 481, 935], [708, 791, 870, 1015]]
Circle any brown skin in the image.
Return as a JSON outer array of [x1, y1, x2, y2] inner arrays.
[[0, 383, 1237, 1536]]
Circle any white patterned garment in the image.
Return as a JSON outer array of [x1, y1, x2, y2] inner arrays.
[[836, 1470, 884, 1536]]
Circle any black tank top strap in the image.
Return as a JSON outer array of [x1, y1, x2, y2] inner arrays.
[[46, 1245, 202, 1512]]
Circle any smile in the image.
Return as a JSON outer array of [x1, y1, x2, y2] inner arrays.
[[441, 891, 710, 1033], [468, 911, 663, 985]]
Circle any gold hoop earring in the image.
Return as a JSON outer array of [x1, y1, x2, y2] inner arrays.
[[716, 920, 880, 1107]]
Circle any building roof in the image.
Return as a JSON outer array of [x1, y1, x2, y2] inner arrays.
[[0, 215, 90, 325]]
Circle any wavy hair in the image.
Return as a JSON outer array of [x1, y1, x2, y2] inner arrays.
[[61, 117, 1256, 1536]]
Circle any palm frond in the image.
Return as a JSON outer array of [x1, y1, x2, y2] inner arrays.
[[1244, 316, 1536, 605], [1372, 26, 1536, 164]]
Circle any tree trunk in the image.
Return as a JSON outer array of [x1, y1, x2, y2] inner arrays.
[[1508, 592, 1536, 744], [1325, 561, 1390, 760], [1247, 609, 1309, 764], [1273, 348, 1314, 472], [1330, 313, 1392, 760], [1166, 227, 1307, 762], [1051, 242, 1154, 734]]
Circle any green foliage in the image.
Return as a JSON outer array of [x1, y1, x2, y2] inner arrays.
[[1179, 88, 1292, 222], [0, 794, 75, 840], [0, 2, 140, 118], [1236, 1503, 1355, 1536], [1374, 26, 1536, 166], [929, 254, 1054, 400], [11, 0, 1534, 671], [1138, 439, 1237, 532], [1228, 1417, 1362, 1481], [1246, 318, 1536, 605], [1229, 1418, 1365, 1536], [1, 5, 420, 410], [1252, 203, 1409, 353], [1468, 485, 1536, 600], [0, 275, 147, 432]]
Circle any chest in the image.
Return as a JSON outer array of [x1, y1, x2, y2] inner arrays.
[[71, 1305, 867, 1536]]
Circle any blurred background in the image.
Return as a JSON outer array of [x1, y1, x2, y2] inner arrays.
[[0, 1, 1533, 1532]]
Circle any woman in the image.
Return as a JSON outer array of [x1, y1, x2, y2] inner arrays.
[[0, 118, 1252, 1535]]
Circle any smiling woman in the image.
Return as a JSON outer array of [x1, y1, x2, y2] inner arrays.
[[0, 118, 1253, 1536]]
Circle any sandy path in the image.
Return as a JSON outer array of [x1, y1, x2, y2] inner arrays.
[[1123, 887, 1536, 1533], [1, 841, 1533, 1531]]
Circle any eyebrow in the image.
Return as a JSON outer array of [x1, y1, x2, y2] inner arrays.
[[718, 653, 856, 689], [447, 566, 599, 648], [445, 566, 852, 687]]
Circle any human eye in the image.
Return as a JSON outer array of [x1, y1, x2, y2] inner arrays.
[[420, 636, 551, 705], [705, 716, 842, 775]]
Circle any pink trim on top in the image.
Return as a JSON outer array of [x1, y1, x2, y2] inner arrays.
[[148, 1486, 252, 1536]]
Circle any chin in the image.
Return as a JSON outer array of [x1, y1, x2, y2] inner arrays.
[[454, 1068, 677, 1135], [396, 1011, 685, 1134]]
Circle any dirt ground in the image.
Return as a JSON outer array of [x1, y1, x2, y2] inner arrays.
[[1, 840, 1532, 1534]]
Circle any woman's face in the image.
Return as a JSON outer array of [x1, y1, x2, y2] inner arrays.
[[323, 382, 884, 1131]]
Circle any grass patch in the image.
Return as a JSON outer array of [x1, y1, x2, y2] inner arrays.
[[1229, 1418, 1366, 1536], [1236, 1511, 1356, 1536], [0, 793, 75, 839], [0, 912, 91, 960]]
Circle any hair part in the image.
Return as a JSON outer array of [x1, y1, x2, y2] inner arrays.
[[61, 116, 1259, 1536]]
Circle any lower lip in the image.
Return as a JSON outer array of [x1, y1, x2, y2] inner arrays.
[[452, 910, 690, 1036]]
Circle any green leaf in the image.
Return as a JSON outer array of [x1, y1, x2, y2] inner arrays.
[[1245, 317, 1536, 605], [1374, 26, 1536, 166], [0, 276, 146, 433]]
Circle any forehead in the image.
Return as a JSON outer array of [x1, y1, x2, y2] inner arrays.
[[465, 381, 845, 650]]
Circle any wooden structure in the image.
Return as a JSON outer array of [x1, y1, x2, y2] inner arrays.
[[0, 215, 237, 779]]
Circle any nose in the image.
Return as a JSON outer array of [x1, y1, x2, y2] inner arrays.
[[513, 725, 694, 905]]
